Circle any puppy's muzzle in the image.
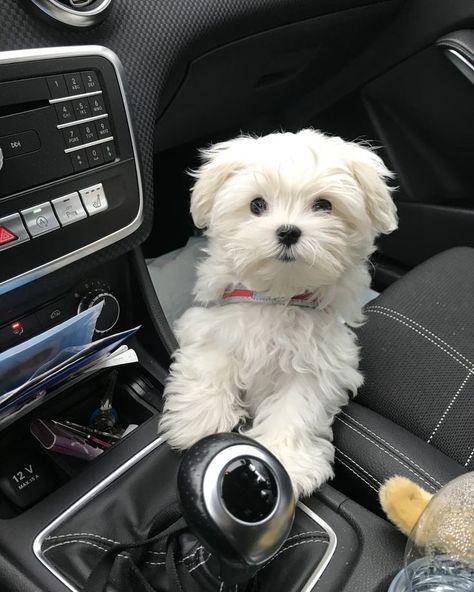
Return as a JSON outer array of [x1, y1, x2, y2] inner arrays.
[[276, 225, 301, 247]]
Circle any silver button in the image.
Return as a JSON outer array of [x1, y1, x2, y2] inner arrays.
[[52, 192, 87, 226], [79, 183, 108, 216], [21, 202, 60, 237], [0, 213, 30, 252]]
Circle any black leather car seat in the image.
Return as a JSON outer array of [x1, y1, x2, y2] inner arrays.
[[333, 247, 474, 513]]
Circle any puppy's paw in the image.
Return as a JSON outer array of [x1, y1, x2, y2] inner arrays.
[[158, 411, 201, 451], [287, 459, 334, 499], [159, 399, 244, 451], [246, 434, 334, 499]]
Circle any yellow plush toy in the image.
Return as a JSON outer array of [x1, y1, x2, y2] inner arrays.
[[379, 476, 433, 536]]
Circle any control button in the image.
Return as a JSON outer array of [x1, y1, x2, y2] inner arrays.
[[21, 203, 60, 237], [88, 95, 106, 116], [70, 149, 88, 172], [80, 183, 108, 216], [62, 126, 82, 149], [86, 145, 104, 167], [37, 298, 75, 329], [95, 117, 112, 140], [47, 75, 67, 99], [80, 122, 98, 144], [0, 214, 30, 252], [0, 226, 16, 246], [102, 141, 116, 163], [0, 314, 42, 351], [55, 102, 75, 124], [82, 71, 100, 93], [64, 72, 84, 95], [72, 98, 90, 120], [52, 192, 87, 226], [0, 131, 41, 158]]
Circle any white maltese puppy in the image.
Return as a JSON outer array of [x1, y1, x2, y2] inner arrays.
[[160, 129, 397, 498]]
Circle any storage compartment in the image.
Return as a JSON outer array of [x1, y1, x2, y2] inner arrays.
[[0, 364, 161, 518]]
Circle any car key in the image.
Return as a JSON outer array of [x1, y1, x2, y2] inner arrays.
[[89, 370, 122, 434]]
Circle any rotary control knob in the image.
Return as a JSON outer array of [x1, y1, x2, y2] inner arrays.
[[78, 289, 120, 334]]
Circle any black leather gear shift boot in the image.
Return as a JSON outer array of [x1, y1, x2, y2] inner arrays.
[[40, 442, 330, 592]]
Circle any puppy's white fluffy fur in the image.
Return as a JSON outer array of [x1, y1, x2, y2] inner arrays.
[[160, 129, 397, 497]]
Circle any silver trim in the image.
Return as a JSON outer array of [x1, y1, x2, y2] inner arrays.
[[64, 135, 114, 153], [33, 436, 164, 592], [50, 89, 102, 104], [298, 502, 337, 592], [444, 48, 474, 85], [0, 46, 144, 296], [28, 0, 112, 28], [57, 113, 108, 129]]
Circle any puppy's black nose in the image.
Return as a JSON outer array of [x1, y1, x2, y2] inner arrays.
[[276, 225, 301, 247]]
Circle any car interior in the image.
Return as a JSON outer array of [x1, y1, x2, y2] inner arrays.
[[0, 0, 473, 591]]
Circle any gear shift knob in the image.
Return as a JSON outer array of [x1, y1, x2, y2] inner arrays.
[[178, 433, 296, 585]]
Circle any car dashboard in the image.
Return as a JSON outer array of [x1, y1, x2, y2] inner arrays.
[[0, 1, 473, 591]]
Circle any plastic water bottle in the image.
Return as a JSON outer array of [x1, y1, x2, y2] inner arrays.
[[389, 555, 474, 591]]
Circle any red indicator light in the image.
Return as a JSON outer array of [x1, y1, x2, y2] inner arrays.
[[10, 321, 24, 336], [0, 226, 17, 246]]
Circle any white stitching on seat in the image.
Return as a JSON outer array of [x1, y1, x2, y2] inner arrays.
[[335, 447, 381, 487], [340, 411, 442, 487], [43, 539, 129, 561], [144, 559, 166, 566], [427, 369, 474, 443], [336, 417, 437, 491], [188, 551, 211, 573], [366, 306, 473, 368], [188, 531, 327, 573], [43, 537, 330, 576], [42, 538, 206, 569], [261, 538, 329, 569], [180, 546, 204, 562], [465, 447, 474, 468], [286, 531, 327, 541], [364, 308, 473, 372], [335, 457, 379, 493], [45, 532, 121, 545]]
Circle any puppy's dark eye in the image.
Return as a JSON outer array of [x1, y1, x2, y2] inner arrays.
[[250, 197, 267, 215], [312, 198, 332, 212]]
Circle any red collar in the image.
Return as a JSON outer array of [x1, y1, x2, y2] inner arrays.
[[222, 287, 318, 308]]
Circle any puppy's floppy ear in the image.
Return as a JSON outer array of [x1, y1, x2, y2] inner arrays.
[[345, 142, 398, 235], [189, 140, 245, 229]]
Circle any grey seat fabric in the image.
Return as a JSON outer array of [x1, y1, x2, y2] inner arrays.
[[334, 247, 474, 509], [357, 247, 474, 467]]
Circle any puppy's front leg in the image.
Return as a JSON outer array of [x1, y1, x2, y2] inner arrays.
[[244, 375, 339, 499], [160, 343, 245, 451]]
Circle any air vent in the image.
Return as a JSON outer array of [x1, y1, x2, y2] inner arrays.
[[28, 0, 112, 27]]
